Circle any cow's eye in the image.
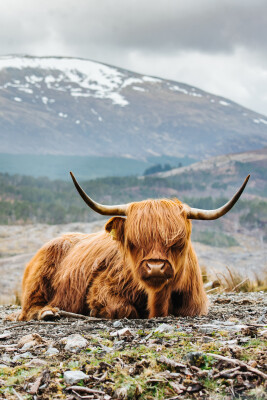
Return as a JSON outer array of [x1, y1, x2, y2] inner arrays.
[[171, 241, 184, 251], [128, 240, 136, 251]]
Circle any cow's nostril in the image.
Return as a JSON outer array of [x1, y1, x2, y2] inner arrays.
[[146, 262, 165, 274], [147, 264, 152, 272]]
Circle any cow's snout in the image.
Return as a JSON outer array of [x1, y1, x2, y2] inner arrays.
[[146, 262, 166, 276], [140, 259, 174, 286]]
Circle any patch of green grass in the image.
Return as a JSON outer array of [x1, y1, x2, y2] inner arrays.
[[192, 230, 239, 247]]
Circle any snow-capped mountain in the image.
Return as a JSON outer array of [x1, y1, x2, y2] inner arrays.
[[0, 55, 266, 159]]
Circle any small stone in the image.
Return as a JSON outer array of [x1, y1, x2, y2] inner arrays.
[[1, 354, 12, 363], [154, 323, 174, 333], [62, 334, 88, 352], [110, 328, 133, 337], [64, 370, 89, 385], [198, 325, 217, 334], [101, 345, 113, 353], [113, 340, 125, 349], [202, 336, 214, 343], [21, 342, 36, 351], [113, 320, 123, 328], [13, 352, 33, 362], [25, 358, 47, 367], [45, 346, 59, 356]]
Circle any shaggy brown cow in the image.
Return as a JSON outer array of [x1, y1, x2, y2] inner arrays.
[[17, 173, 249, 321]]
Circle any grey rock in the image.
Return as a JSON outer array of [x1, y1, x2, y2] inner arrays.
[[1, 354, 12, 363], [110, 328, 133, 337], [64, 370, 89, 385], [113, 340, 125, 349], [154, 323, 174, 333], [198, 323, 247, 334], [21, 342, 35, 351], [13, 352, 33, 362], [45, 346, 59, 356], [63, 334, 88, 353], [25, 358, 47, 367], [113, 321, 123, 328]]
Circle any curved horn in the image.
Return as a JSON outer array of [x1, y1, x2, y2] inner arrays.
[[187, 175, 250, 220], [70, 172, 128, 216]]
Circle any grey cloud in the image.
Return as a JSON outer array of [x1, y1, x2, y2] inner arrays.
[[1, 0, 266, 57], [39, 0, 267, 55]]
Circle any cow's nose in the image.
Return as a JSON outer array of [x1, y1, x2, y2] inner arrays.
[[146, 262, 166, 276]]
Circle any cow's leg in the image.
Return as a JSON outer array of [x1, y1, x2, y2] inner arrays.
[[19, 274, 59, 321], [18, 250, 58, 321], [171, 248, 208, 317], [147, 286, 172, 318], [17, 237, 74, 321], [89, 296, 139, 319], [87, 284, 139, 319], [170, 290, 208, 317]]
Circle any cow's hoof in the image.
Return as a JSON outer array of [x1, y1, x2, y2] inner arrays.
[[39, 310, 60, 321]]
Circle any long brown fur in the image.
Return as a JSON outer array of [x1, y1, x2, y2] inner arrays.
[[18, 199, 208, 320]]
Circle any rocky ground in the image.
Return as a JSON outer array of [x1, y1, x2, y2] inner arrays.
[[0, 292, 266, 399]]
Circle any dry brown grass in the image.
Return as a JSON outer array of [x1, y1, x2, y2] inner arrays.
[[202, 265, 267, 294]]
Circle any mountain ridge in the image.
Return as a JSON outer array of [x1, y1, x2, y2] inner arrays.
[[0, 55, 266, 159]]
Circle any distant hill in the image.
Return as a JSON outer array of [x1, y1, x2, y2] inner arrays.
[[156, 148, 267, 197], [0, 55, 267, 160], [0, 154, 195, 180]]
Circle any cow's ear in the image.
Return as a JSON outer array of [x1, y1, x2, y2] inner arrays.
[[105, 217, 126, 242]]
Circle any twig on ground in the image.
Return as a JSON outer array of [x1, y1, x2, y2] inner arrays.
[[59, 310, 108, 321], [58, 310, 91, 320], [169, 381, 186, 395], [206, 353, 267, 380], [72, 391, 94, 400], [66, 386, 106, 395], [157, 355, 187, 369], [213, 366, 240, 379], [12, 388, 23, 400]]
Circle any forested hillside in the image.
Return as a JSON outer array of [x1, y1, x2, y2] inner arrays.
[[0, 171, 266, 243]]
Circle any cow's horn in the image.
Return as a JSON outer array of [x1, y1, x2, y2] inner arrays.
[[187, 175, 250, 220], [70, 172, 128, 216]]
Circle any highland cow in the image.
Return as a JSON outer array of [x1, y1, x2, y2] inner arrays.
[[17, 173, 249, 321]]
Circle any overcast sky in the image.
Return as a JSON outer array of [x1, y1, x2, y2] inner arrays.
[[1, 0, 267, 115]]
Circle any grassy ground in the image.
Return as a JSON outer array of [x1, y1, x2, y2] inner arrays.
[[0, 293, 266, 399]]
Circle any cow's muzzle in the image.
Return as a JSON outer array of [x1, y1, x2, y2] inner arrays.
[[139, 260, 174, 286]]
